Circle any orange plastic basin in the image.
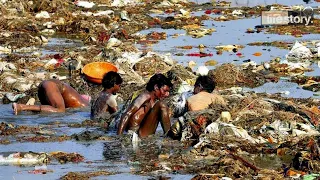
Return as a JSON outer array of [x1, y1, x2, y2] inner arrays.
[[82, 62, 118, 84]]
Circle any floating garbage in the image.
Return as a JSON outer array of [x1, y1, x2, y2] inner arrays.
[[0, 61, 15, 71], [111, 0, 139, 7], [129, 130, 140, 150], [196, 66, 209, 76], [5, 93, 26, 102], [120, 10, 131, 21], [35, 11, 50, 19], [74, 1, 95, 8], [215, 45, 243, 52], [106, 38, 122, 49], [177, 81, 193, 94], [0, 152, 49, 166], [26, 98, 35, 105], [41, 29, 55, 35], [232, 10, 243, 16], [49, 151, 84, 164], [172, 91, 193, 117], [186, 52, 213, 57], [188, 61, 196, 68], [93, 10, 114, 17], [178, 9, 190, 17], [0, 46, 12, 54], [186, 28, 216, 38], [252, 52, 262, 56], [82, 62, 118, 84], [316, 42, 320, 57], [286, 41, 313, 60], [204, 9, 211, 14], [205, 60, 217, 66], [205, 122, 264, 144], [29, 165, 52, 174]]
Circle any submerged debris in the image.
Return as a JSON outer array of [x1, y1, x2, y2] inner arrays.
[[0, 152, 49, 166], [50, 151, 84, 164], [61, 171, 112, 180]]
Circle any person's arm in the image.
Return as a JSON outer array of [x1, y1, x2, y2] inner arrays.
[[108, 106, 118, 114], [117, 95, 146, 135], [186, 98, 192, 112], [106, 95, 118, 114]]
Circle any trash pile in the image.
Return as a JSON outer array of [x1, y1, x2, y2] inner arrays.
[[163, 89, 320, 179]]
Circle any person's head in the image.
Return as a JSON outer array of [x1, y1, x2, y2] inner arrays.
[[193, 75, 216, 94], [102, 71, 123, 94], [146, 73, 173, 99]]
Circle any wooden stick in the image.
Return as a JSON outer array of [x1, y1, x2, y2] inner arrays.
[[227, 150, 260, 172]]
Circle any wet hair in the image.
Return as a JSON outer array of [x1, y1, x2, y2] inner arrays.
[[146, 73, 173, 92], [194, 75, 216, 93], [102, 71, 123, 89]]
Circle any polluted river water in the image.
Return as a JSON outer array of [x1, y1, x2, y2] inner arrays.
[[141, 12, 320, 98], [1, 0, 320, 179]]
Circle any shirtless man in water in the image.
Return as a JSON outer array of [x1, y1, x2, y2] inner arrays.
[[117, 73, 173, 138], [12, 79, 90, 115]]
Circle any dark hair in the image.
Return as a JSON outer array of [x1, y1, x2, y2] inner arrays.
[[146, 73, 173, 92], [194, 75, 216, 93], [102, 71, 123, 89]]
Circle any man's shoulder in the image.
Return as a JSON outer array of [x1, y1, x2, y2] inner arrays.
[[135, 91, 151, 101]]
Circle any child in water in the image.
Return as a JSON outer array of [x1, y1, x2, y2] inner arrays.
[[90, 71, 123, 120]]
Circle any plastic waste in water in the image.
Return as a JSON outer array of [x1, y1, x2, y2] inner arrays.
[[197, 66, 209, 76], [316, 42, 320, 57], [74, 1, 95, 8], [5, 93, 26, 102], [287, 41, 312, 59], [186, 52, 213, 57]]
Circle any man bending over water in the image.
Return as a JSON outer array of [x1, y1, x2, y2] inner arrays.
[[117, 73, 173, 138], [91, 71, 123, 119], [12, 79, 90, 115]]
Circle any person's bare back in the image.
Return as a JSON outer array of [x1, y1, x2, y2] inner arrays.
[[126, 92, 152, 131], [187, 91, 226, 111], [12, 79, 89, 115]]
